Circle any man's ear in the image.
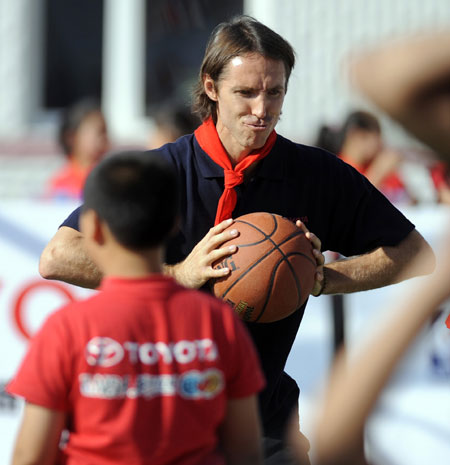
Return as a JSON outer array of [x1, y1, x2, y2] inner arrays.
[[203, 74, 218, 101]]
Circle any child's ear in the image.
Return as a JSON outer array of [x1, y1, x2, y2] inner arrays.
[[80, 209, 105, 245], [92, 213, 106, 245]]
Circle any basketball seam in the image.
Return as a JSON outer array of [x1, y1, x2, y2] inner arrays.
[[232, 216, 278, 247], [254, 251, 314, 322]]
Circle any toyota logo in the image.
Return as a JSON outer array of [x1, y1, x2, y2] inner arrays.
[[85, 337, 124, 367]]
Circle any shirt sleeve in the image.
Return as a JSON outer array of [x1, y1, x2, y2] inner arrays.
[[59, 206, 82, 230], [7, 311, 73, 411], [309, 151, 415, 256], [218, 304, 266, 399]]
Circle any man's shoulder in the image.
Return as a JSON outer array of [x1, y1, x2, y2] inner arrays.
[[275, 134, 343, 166], [276, 134, 335, 155]]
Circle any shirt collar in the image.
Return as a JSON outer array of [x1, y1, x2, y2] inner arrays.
[[194, 136, 284, 181]]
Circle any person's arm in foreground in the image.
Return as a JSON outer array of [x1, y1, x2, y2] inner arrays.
[[351, 30, 450, 162], [11, 402, 65, 465], [219, 395, 263, 465], [301, 235, 450, 465]]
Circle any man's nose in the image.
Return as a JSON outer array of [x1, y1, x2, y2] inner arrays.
[[252, 95, 268, 119]]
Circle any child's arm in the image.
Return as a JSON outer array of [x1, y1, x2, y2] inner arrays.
[[12, 402, 66, 465], [219, 395, 263, 465]]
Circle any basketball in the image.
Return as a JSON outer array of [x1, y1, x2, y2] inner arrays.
[[211, 212, 316, 323]]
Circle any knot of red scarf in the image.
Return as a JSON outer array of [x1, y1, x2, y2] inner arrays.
[[224, 169, 244, 188], [195, 117, 277, 225]]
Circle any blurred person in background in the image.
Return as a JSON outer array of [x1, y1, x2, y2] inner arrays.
[[429, 160, 450, 205], [45, 98, 110, 200], [316, 110, 415, 205], [350, 31, 450, 207], [147, 101, 200, 149]]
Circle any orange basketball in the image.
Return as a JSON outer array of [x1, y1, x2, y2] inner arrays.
[[211, 212, 316, 323]]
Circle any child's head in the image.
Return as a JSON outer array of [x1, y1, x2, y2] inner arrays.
[[340, 110, 383, 163], [148, 102, 200, 149], [81, 150, 179, 251], [59, 98, 110, 167]]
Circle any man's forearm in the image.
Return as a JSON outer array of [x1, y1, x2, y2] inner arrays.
[[322, 229, 435, 295], [39, 227, 102, 289]]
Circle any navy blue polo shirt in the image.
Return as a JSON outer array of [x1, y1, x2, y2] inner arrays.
[[61, 133, 415, 438]]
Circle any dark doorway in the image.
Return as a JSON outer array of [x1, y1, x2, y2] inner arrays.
[[145, 0, 243, 112], [44, 0, 104, 109]]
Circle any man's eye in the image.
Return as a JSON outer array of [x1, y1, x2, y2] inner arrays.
[[268, 89, 282, 96], [238, 90, 252, 96]]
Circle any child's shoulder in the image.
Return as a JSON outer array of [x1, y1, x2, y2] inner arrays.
[[174, 285, 233, 310]]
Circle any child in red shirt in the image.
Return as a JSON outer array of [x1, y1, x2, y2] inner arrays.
[[9, 150, 265, 465], [46, 98, 110, 200]]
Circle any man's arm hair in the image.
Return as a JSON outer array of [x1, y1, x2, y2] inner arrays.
[[12, 402, 66, 465], [322, 229, 435, 295], [351, 30, 450, 162], [39, 226, 102, 289]]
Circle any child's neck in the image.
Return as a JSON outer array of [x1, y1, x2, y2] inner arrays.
[[100, 246, 164, 279]]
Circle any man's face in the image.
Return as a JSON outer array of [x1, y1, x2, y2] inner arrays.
[[204, 53, 286, 162]]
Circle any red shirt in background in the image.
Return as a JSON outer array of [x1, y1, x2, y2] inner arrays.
[[430, 162, 450, 190], [46, 159, 92, 200]]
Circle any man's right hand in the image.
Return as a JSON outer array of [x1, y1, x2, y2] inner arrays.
[[164, 218, 239, 289]]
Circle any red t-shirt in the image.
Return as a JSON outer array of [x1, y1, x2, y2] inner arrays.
[[430, 162, 450, 190], [46, 159, 91, 200], [8, 276, 265, 465]]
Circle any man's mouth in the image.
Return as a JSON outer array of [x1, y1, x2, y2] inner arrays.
[[245, 122, 269, 130]]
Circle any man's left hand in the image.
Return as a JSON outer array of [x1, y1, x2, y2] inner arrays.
[[296, 220, 325, 296]]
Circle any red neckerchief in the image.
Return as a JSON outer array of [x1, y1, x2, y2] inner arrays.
[[195, 117, 277, 225]]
